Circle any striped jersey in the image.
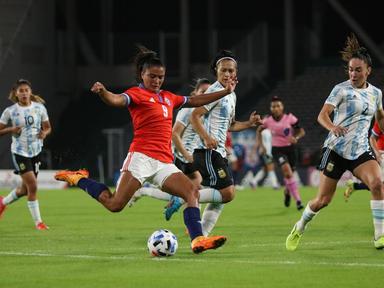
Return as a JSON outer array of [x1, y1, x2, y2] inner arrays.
[[0, 102, 49, 157], [323, 80, 382, 160], [195, 81, 236, 158], [173, 107, 198, 163]]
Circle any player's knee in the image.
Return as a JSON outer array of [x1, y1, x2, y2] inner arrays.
[[369, 178, 382, 195], [109, 202, 125, 213], [26, 182, 37, 194], [221, 187, 235, 203], [181, 183, 199, 203]]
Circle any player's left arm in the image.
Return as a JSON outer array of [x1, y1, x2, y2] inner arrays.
[[38, 120, 51, 140], [229, 111, 262, 132]]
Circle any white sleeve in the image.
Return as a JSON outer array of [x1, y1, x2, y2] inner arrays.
[[41, 105, 49, 122], [377, 89, 383, 111], [325, 85, 343, 107], [175, 108, 191, 127], [203, 99, 220, 112], [0, 108, 10, 125]]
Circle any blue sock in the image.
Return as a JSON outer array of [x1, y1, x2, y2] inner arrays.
[[77, 178, 109, 200], [354, 182, 369, 190], [184, 207, 203, 241]]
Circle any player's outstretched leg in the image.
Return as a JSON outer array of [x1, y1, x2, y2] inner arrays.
[[54, 169, 89, 186]]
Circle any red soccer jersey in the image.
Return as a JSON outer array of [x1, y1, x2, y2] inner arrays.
[[123, 86, 187, 163], [371, 121, 384, 150]]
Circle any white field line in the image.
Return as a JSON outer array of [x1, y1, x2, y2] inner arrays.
[[1, 250, 384, 268], [239, 240, 371, 248]]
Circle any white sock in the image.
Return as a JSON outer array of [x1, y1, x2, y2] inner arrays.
[[267, 171, 279, 188], [198, 188, 222, 203], [201, 203, 224, 236], [134, 187, 171, 201], [241, 171, 254, 186], [296, 204, 317, 233], [252, 169, 265, 186], [371, 200, 384, 240], [2, 189, 19, 205], [27, 200, 42, 225]]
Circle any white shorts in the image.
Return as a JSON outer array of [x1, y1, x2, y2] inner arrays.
[[121, 152, 181, 188]]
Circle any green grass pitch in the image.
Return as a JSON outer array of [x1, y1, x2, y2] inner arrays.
[[1, 186, 383, 288]]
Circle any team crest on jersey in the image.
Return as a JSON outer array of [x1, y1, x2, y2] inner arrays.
[[149, 97, 155, 103], [164, 97, 171, 106], [217, 168, 226, 179], [326, 162, 334, 172], [19, 163, 26, 171]]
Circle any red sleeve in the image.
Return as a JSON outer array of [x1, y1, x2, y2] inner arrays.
[[372, 121, 382, 137], [168, 92, 187, 109], [124, 87, 142, 105]]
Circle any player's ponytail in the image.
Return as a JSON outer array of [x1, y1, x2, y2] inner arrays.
[[340, 33, 372, 67], [134, 45, 164, 83], [8, 79, 46, 104]]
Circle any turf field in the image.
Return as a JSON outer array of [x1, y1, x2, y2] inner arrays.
[[0, 186, 382, 288]]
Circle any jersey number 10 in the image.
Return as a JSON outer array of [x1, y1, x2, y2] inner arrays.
[[24, 116, 34, 126]]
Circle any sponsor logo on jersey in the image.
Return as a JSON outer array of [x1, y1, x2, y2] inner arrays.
[[149, 97, 155, 103], [165, 97, 171, 106]]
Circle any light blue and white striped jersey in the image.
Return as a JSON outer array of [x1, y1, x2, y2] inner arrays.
[[173, 107, 199, 163], [195, 81, 236, 157], [323, 80, 382, 160], [0, 102, 49, 157]]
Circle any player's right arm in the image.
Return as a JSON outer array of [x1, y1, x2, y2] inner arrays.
[[190, 107, 217, 150], [172, 121, 193, 163], [0, 123, 21, 136], [91, 82, 127, 108], [317, 104, 348, 137]]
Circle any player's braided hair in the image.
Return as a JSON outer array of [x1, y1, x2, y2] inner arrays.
[[210, 50, 237, 76], [340, 33, 372, 67], [134, 45, 164, 83], [9, 79, 45, 104]]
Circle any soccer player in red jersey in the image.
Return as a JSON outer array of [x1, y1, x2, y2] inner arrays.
[[54, 46, 240, 254]]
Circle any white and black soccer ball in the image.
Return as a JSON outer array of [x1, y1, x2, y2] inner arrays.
[[147, 229, 178, 257]]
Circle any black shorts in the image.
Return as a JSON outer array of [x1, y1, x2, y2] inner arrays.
[[272, 145, 296, 169], [174, 157, 198, 175], [318, 148, 376, 180], [12, 153, 41, 176], [193, 149, 233, 190]]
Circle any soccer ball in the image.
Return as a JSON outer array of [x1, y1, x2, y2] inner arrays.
[[147, 229, 178, 257]]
